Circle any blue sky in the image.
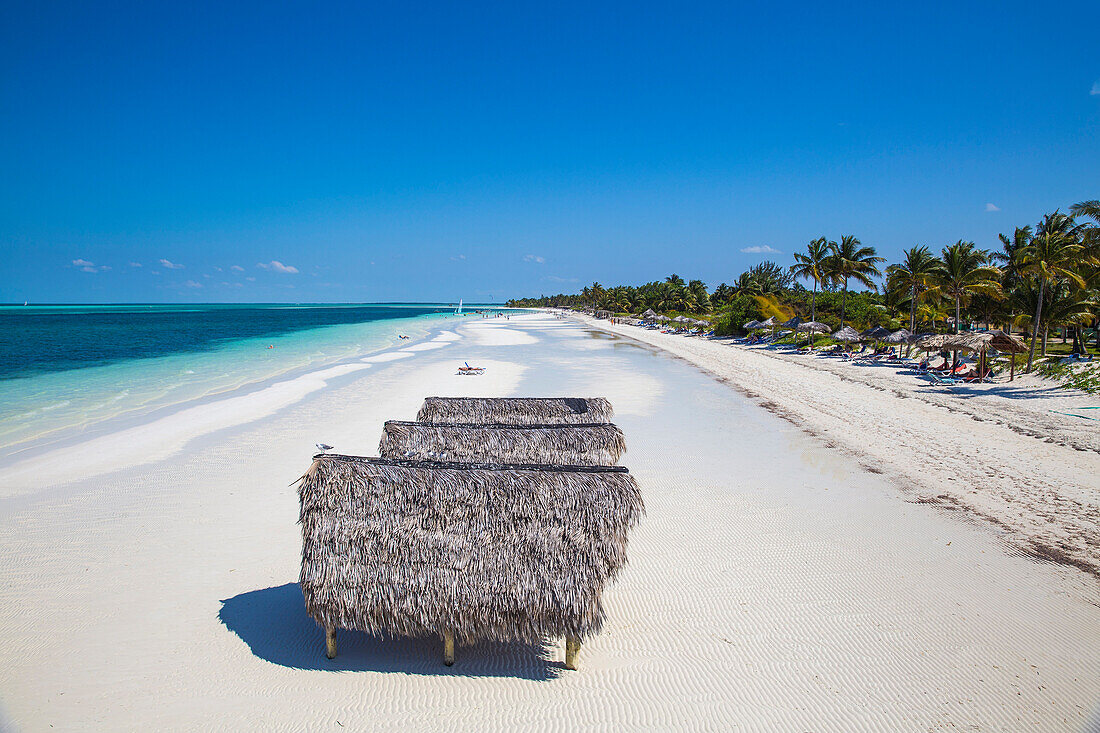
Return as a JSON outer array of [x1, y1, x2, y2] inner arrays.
[[1, 1, 1098, 303]]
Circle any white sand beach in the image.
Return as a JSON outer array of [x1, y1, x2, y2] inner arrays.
[[579, 313, 1100, 576], [1, 312, 1098, 731]]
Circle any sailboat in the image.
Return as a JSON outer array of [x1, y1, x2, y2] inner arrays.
[[454, 299, 463, 315]]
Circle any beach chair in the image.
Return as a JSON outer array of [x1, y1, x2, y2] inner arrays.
[[925, 372, 959, 389]]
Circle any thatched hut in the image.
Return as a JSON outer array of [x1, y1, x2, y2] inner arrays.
[[298, 454, 644, 669], [379, 421, 626, 466], [416, 397, 613, 425]]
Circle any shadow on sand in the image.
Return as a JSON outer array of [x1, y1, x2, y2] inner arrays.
[[218, 583, 562, 680]]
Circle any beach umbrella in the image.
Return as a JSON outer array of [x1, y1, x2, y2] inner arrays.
[[831, 326, 862, 342], [656, 315, 671, 322], [759, 317, 777, 327], [782, 316, 802, 330], [884, 328, 912, 357], [863, 326, 891, 341], [743, 319, 763, 330], [695, 319, 711, 327], [795, 320, 830, 350], [672, 315, 691, 323], [640, 309, 658, 320]]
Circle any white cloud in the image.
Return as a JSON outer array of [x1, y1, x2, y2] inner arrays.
[[159, 259, 185, 269], [203, 273, 212, 278], [230, 265, 244, 272], [523, 254, 545, 264], [740, 245, 781, 254], [985, 202, 1001, 212], [1091, 80, 1100, 96], [257, 260, 299, 274], [184, 280, 202, 288], [246, 276, 256, 282], [73, 258, 109, 273], [546, 275, 579, 283], [450, 254, 466, 261], [129, 261, 142, 268]]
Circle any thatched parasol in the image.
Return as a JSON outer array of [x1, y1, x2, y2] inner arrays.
[[640, 309, 658, 320], [916, 333, 954, 351], [379, 421, 626, 466], [656, 315, 671, 322], [863, 326, 891, 341], [796, 321, 831, 334], [759, 316, 777, 327], [782, 316, 803, 330], [795, 320, 831, 350], [884, 328, 911, 344], [884, 328, 912, 357], [417, 397, 613, 425], [831, 326, 862, 342], [743, 319, 763, 330], [298, 454, 644, 667]]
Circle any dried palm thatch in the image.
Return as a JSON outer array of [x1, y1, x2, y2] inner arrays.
[[298, 455, 644, 646], [796, 321, 831, 334], [416, 397, 614, 425], [379, 421, 626, 466], [831, 326, 862, 342]]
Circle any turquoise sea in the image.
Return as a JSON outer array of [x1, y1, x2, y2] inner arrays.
[[0, 303, 498, 458]]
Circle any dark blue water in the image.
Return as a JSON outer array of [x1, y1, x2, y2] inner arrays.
[[0, 304, 458, 379]]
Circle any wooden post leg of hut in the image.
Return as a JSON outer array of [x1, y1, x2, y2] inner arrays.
[[442, 631, 455, 666], [565, 637, 581, 670], [325, 626, 337, 659]]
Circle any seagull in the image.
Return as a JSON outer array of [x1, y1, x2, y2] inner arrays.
[[315, 443, 334, 454]]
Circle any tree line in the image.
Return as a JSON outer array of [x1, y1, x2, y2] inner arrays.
[[507, 200, 1100, 371]]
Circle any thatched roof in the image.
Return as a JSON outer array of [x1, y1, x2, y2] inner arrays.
[[782, 316, 802, 329], [640, 309, 658, 319], [672, 315, 691, 323], [946, 330, 1028, 354], [298, 455, 644, 644], [863, 326, 891, 340], [796, 320, 831, 334], [916, 333, 955, 350], [743, 319, 763, 330], [832, 326, 862, 342], [759, 316, 778, 327], [379, 421, 626, 466], [417, 397, 613, 425], [656, 315, 671, 322], [884, 328, 912, 344]]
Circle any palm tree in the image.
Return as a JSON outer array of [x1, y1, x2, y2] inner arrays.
[[886, 245, 942, 333], [665, 274, 686, 287], [992, 226, 1032, 333], [931, 241, 1002, 333], [827, 235, 884, 325], [1019, 213, 1086, 370], [789, 237, 831, 323], [1070, 200, 1100, 256], [687, 279, 710, 313]]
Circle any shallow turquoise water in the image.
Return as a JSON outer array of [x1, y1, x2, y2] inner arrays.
[[0, 304, 496, 454]]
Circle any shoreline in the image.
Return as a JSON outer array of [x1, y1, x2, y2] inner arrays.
[[571, 312, 1100, 579]]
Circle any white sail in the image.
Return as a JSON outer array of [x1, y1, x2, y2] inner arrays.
[[456, 299, 463, 315]]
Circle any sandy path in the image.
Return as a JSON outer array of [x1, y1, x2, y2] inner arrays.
[[579, 315, 1100, 577], [1, 313, 1098, 731]]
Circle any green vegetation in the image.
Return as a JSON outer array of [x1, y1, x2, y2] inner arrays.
[[508, 199, 1100, 372]]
